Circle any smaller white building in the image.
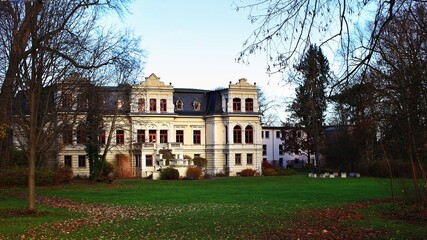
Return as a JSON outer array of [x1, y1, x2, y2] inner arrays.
[[261, 126, 312, 168]]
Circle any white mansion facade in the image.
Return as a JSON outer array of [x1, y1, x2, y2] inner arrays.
[[54, 73, 263, 177]]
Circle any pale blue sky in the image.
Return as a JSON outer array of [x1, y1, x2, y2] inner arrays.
[[118, 0, 292, 122]]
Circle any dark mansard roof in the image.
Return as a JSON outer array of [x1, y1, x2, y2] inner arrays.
[[172, 88, 223, 116]]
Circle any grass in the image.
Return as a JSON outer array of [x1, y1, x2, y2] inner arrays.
[[1, 176, 425, 239]]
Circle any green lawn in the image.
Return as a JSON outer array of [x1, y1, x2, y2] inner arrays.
[[1, 176, 425, 239]]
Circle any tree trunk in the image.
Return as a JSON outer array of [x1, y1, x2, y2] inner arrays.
[[28, 80, 38, 211]]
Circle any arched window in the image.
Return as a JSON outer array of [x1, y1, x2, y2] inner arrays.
[[233, 125, 242, 143], [233, 98, 241, 112], [245, 98, 253, 112], [176, 100, 183, 111], [138, 98, 145, 112], [245, 126, 253, 144], [193, 100, 201, 111]]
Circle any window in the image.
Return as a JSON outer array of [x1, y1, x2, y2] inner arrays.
[[265, 131, 270, 139], [78, 155, 86, 168], [99, 130, 106, 144], [245, 126, 253, 144], [279, 158, 284, 167], [138, 98, 145, 112], [149, 130, 156, 142], [150, 98, 156, 112], [176, 100, 183, 111], [247, 154, 253, 165], [176, 130, 184, 143], [235, 154, 241, 165], [279, 144, 284, 155], [245, 98, 253, 112], [193, 100, 201, 111], [193, 130, 201, 144], [146, 155, 153, 166], [64, 155, 72, 167], [225, 126, 228, 143], [233, 126, 242, 143], [160, 99, 167, 112], [76, 126, 85, 144], [276, 131, 281, 138], [116, 130, 124, 145], [62, 93, 72, 108], [63, 126, 73, 145], [233, 98, 241, 112], [262, 144, 267, 156], [77, 94, 88, 110], [116, 98, 123, 109], [160, 130, 168, 143], [137, 129, 145, 143], [135, 154, 141, 167], [262, 131, 264, 139]]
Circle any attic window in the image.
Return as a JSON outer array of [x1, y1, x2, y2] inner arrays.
[[193, 100, 201, 111], [176, 100, 183, 111]]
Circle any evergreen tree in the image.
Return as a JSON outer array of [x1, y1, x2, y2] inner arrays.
[[289, 44, 330, 171]]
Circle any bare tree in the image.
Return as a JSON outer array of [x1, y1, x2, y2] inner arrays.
[[1, 1, 143, 211], [258, 87, 281, 126], [368, 2, 427, 202], [235, 0, 423, 86]]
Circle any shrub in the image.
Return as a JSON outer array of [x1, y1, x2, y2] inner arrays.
[[0, 166, 72, 186], [193, 156, 207, 169], [263, 168, 277, 176], [275, 168, 296, 176], [160, 167, 180, 180], [262, 160, 274, 169], [54, 166, 73, 184], [101, 161, 115, 177], [186, 167, 202, 180], [0, 167, 27, 186], [240, 168, 256, 177]]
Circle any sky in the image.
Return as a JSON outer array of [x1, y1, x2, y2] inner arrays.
[[116, 0, 294, 123]]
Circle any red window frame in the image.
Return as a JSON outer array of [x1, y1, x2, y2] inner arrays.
[[245, 126, 253, 144], [76, 126, 85, 144], [160, 99, 167, 112], [116, 130, 125, 145], [150, 98, 156, 112], [137, 129, 145, 143], [149, 130, 156, 142], [245, 98, 253, 112], [176, 130, 184, 143], [63, 127, 73, 145], [233, 126, 242, 143], [99, 130, 106, 144], [138, 98, 145, 112], [233, 98, 241, 112], [193, 130, 201, 144], [160, 130, 168, 143]]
